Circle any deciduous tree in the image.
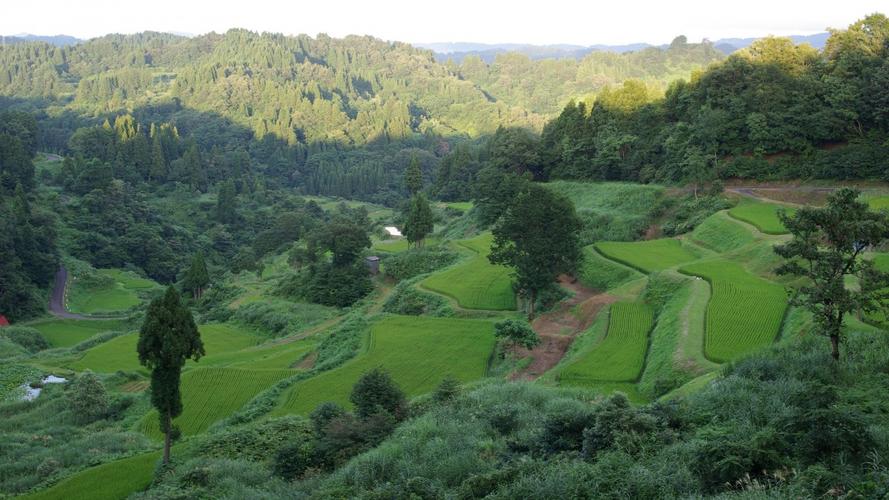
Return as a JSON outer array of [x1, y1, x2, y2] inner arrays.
[[775, 188, 889, 361]]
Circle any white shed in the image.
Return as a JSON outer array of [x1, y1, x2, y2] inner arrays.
[[384, 226, 403, 238]]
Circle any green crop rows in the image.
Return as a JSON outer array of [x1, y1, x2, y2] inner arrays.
[[138, 367, 292, 438], [691, 212, 755, 253], [728, 199, 795, 235], [272, 315, 495, 415], [595, 239, 698, 273], [422, 233, 515, 310], [19, 451, 161, 500], [27, 319, 127, 348], [69, 323, 258, 373], [681, 260, 787, 362], [559, 302, 654, 384]]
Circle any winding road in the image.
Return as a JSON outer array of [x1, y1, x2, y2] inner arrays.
[[49, 267, 122, 320]]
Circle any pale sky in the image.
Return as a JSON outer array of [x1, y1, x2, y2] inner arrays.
[[1, 0, 885, 46]]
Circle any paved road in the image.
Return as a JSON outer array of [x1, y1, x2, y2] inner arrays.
[[49, 267, 88, 319]]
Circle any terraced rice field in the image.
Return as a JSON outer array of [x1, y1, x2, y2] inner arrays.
[[728, 199, 795, 235], [559, 302, 654, 384], [867, 196, 889, 211], [27, 318, 127, 348], [69, 323, 259, 373], [867, 253, 889, 325], [200, 338, 317, 369], [681, 260, 787, 362], [138, 367, 292, 438], [595, 239, 699, 273], [577, 245, 643, 291], [422, 233, 515, 310], [272, 315, 495, 415], [691, 212, 756, 253], [19, 451, 162, 500]]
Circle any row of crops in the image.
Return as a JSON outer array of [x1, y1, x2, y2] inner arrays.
[[421, 233, 516, 310], [138, 367, 294, 439], [559, 302, 654, 384], [681, 260, 787, 362]]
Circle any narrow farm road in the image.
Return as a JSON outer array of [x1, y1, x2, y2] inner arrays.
[[49, 267, 123, 320], [510, 275, 616, 381]]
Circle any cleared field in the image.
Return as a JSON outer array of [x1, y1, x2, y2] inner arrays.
[[681, 260, 787, 362], [559, 302, 654, 384], [691, 212, 756, 253], [67, 269, 159, 315], [422, 233, 515, 310], [138, 367, 292, 438], [728, 199, 796, 235], [595, 239, 699, 273], [70, 323, 259, 373], [27, 318, 127, 348], [19, 450, 161, 500], [273, 315, 495, 415], [373, 237, 440, 253], [867, 253, 889, 325], [443, 201, 473, 211]]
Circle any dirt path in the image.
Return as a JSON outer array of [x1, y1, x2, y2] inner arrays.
[[510, 275, 616, 381]]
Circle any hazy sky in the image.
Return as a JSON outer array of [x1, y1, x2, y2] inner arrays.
[[2, 0, 885, 45]]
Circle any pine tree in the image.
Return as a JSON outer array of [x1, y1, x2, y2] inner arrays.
[[183, 142, 207, 192], [137, 287, 204, 464], [404, 154, 422, 195], [216, 180, 238, 224], [149, 134, 167, 183], [182, 253, 210, 300], [403, 193, 434, 248]]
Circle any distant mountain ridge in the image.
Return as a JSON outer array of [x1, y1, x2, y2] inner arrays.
[[1, 33, 81, 46], [417, 33, 830, 63]]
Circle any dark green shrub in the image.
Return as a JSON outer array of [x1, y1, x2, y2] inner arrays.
[[1, 326, 49, 353], [383, 278, 452, 317], [539, 401, 596, 453], [350, 368, 406, 419], [273, 442, 314, 480], [67, 370, 109, 423], [310, 402, 347, 434], [432, 375, 461, 403]]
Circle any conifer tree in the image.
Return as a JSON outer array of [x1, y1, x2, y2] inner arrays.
[[403, 193, 434, 248], [137, 287, 204, 464], [149, 134, 166, 182], [404, 155, 422, 195]]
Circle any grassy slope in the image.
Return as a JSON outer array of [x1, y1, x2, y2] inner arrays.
[[27, 319, 127, 348], [421, 233, 515, 310], [681, 260, 787, 362], [558, 302, 654, 384], [272, 315, 495, 415], [727, 199, 795, 235], [595, 239, 699, 273]]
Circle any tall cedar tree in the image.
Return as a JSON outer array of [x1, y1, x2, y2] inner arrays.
[[137, 286, 204, 463], [216, 180, 238, 223], [775, 188, 889, 361], [403, 194, 434, 248], [490, 184, 582, 318], [182, 253, 210, 300], [404, 155, 422, 195]]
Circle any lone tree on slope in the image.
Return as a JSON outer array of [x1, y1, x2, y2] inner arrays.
[[490, 184, 582, 319], [137, 286, 204, 464], [775, 188, 889, 361]]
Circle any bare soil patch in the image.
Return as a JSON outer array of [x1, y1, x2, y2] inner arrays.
[[510, 275, 616, 381]]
